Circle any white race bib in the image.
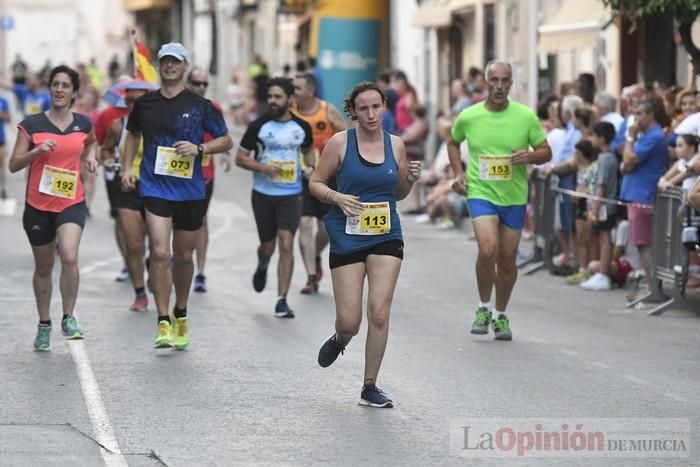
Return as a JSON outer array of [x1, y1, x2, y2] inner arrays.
[[39, 165, 78, 199], [154, 146, 194, 179], [345, 202, 391, 235], [479, 155, 512, 181]]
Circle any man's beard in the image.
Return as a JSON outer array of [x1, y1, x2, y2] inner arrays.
[[268, 103, 287, 119]]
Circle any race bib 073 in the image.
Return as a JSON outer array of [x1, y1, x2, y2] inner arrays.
[[154, 146, 194, 179]]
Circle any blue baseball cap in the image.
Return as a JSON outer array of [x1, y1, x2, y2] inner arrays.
[[157, 42, 188, 62]]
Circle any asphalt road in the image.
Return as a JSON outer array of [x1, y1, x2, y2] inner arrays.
[[1, 150, 698, 467]]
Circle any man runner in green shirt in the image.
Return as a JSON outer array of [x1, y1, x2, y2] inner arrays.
[[447, 61, 551, 340]]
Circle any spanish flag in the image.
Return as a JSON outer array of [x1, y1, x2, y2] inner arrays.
[[134, 40, 158, 84]]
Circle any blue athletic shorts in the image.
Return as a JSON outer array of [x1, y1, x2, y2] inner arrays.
[[467, 199, 526, 230]]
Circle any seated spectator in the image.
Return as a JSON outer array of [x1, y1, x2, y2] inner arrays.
[[566, 139, 598, 284], [584, 217, 640, 289], [581, 122, 619, 291], [415, 162, 468, 230]]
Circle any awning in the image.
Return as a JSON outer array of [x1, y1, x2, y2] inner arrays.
[[412, 0, 478, 28], [123, 0, 172, 12], [538, 0, 610, 54]]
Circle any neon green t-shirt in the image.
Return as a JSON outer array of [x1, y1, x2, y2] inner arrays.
[[451, 100, 546, 206]]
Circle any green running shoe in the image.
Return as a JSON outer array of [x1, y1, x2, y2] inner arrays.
[[154, 320, 174, 348], [492, 314, 513, 341], [172, 317, 189, 350], [471, 307, 492, 335], [33, 325, 51, 351], [61, 316, 83, 340]]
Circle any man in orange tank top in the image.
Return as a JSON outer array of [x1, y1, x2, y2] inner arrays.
[[292, 73, 347, 294]]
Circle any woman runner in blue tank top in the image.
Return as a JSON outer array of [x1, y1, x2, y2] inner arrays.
[[309, 82, 421, 408]]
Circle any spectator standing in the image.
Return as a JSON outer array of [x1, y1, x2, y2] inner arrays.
[[0, 93, 9, 199], [594, 92, 624, 132], [619, 100, 668, 298], [393, 71, 417, 133]]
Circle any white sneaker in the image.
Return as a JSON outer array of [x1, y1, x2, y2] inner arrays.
[[580, 272, 611, 291], [436, 219, 456, 230], [415, 213, 432, 224], [552, 253, 566, 267]]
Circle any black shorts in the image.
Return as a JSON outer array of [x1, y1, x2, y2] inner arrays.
[[251, 190, 302, 243], [143, 197, 206, 231], [23, 202, 87, 246], [302, 179, 330, 218], [115, 181, 143, 213], [204, 180, 214, 214], [575, 198, 588, 221], [593, 214, 617, 232], [105, 176, 122, 218], [329, 239, 404, 269]]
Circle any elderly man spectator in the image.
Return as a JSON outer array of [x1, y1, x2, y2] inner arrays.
[[543, 94, 584, 271], [612, 84, 648, 156], [620, 99, 668, 298], [595, 92, 624, 131]]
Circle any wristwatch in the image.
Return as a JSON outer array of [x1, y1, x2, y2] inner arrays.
[[197, 144, 204, 157]]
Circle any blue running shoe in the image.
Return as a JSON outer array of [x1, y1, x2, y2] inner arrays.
[[359, 384, 393, 408], [33, 325, 51, 351], [194, 273, 207, 293], [274, 298, 295, 318], [317, 334, 344, 367], [61, 316, 83, 340], [253, 266, 267, 293]]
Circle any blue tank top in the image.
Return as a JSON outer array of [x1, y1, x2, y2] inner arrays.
[[323, 128, 403, 255]]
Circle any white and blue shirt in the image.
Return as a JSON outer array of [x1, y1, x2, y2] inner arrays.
[[239, 114, 313, 196]]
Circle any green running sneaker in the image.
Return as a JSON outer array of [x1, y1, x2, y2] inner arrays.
[[492, 314, 513, 341], [61, 316, 83, 340], [154, 320, 174, 348], [33, 325, 51, 351], [172, 317, 189, 350], [471, 307, 492, 335]]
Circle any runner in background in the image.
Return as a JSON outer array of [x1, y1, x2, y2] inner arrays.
[[291, 72, 347, 294], [0, 93, 10, 199], [186, 67, 232, 293]]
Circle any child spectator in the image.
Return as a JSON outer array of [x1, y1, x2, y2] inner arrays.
[[566, 139, 598, 284], [584, 217, 640, 289], [581, 122, 620, 290]]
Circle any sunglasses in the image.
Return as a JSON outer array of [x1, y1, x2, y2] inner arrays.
[[190, 80, 208, 88]]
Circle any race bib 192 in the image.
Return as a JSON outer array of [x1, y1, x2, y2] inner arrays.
[[38, 165, 78, 199], [154, 146, 194, 179], [345, 201, 391, 235]]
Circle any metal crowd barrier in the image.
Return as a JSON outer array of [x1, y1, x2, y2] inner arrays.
[[626, 187, 700, 316], [518, 170, 556, 275]]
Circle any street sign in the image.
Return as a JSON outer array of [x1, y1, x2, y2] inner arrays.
[[0, 15, 14, 31]]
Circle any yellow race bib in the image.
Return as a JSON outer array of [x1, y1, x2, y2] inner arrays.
[[202, 153, 212, 167], [24, 101, 42, 116], [345, 202, 391, 235], [154, 146, 194, 179], [270, 159, 297, 184], [479, 155, 512, 181], [39, 165, 78, 199]]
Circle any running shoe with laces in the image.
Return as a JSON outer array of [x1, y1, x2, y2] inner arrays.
[[172, 317, 189, 350], [492, 314, 513, 341], [129, 295, 148, 312], [300, 279, 318, 295], [154, 320, 173, 348], [580, 272, 612, 291], [115, 266, 129, 282], [33, 325, 51, 351], [61, 316, 83, 339], [252, 266, 267, 292], [274, 298, 295, 318], [194, 273, 207, 292], [470, 307, 492, 335], [565, 270, 588, 284], [317, 334, 345, 367], [359, 384, 394, 408]]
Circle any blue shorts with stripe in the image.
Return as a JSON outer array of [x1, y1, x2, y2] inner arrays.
[[467, 199, 527, 230]]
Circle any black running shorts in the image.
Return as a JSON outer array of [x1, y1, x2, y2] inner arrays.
[[23, 202, 87, 246], [251, 190, 302, 243], [143, 196, 206, 231]]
